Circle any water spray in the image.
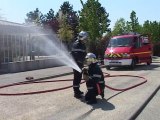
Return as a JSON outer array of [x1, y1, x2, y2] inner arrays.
[[26, 25, 81, 72]]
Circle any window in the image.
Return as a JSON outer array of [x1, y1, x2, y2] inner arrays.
[[108, 37, 133, 47]]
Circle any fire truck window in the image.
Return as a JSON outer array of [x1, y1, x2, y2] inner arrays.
[[142, 36, 150, 45], [133, 37, 142, 48], [108, 38, 132, 47], [133, 37, 138, 48]]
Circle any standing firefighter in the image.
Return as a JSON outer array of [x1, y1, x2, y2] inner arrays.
[[71, 31, 88, 98], [83, 53, 105, 104]]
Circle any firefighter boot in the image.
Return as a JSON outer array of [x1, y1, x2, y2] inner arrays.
[[74, 88, 83, 98], [74, 91, 83, 98], [77, 90, 84, 95]]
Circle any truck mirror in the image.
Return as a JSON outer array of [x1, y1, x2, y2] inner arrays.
[[142, 37, 149, 45]]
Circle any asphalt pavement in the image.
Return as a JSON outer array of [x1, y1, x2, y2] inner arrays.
[[0, 56, 159, 86], [0, 57, 160, 120], [0, 66, 73, 86]]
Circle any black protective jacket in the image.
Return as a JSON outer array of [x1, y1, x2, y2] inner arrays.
[[71, 40, 86, 63], [86, 63, 105, 95]]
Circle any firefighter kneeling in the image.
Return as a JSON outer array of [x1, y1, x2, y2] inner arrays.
[[82, 53, 105, 104]]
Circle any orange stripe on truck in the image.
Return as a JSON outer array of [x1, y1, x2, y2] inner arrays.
[[131, 51, 152, 55]]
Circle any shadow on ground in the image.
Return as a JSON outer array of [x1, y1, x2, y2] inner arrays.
[[75, 92, 125, 120], [76, 98, 115, 120]]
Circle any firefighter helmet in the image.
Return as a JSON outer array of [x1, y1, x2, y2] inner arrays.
[[86, 53, 96, 59], [78, 31, 88, 41], [85, 53, 97, 65]]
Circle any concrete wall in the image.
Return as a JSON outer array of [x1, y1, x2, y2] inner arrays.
[[0, 59, 63, 73]]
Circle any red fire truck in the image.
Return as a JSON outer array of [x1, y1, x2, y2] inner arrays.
[[104, 33, 152, 70]]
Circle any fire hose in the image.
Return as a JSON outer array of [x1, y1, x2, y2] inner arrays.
[[0, 73, 147, 96]]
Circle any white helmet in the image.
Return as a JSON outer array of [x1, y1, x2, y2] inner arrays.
[[85, 53, 97, 65], [86, 53, 96, 59], [78, 31, 88, 41]]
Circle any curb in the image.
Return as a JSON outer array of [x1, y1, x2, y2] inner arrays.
[[152, 56, 160, 63], [129, 85, 160, 120]]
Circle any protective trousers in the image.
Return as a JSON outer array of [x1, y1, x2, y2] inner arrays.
[[85, 89, 97, 101], [73, 62, 83, 94]]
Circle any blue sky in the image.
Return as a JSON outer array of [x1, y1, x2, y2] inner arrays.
[[0, 0, 160, 29]]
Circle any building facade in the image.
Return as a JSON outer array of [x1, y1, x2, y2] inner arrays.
[[0, 20, 63, 73]]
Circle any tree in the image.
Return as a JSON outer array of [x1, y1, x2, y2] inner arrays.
[[59, 1, 79, 40], [128, 10, 139, 32], [25, 8, 43, 26], [150, 21, 160, 56], [58, 15, 74, 42], [142, 20, 160, 43], [99, 32, 111, 59], [142, 20, 151, 34], [112, 18, 127, 36], [150, 21, 160, 43], [60, 1, 73, 15], [79, 0, 110, 56], [112, 11, 142, 35], [57, 11, 74, 49], [42, 9, 59, 32]]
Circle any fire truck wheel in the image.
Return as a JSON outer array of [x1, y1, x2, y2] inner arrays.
[[147, 57, 152, 65], [130, 59, 135, 69], [106, 66, 111, 70], [147, 62, 151, 65]]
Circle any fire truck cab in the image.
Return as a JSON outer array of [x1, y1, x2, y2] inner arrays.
[[104, 33, 152, 70]]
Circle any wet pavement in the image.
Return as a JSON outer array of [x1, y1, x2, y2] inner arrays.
[[0, 57, 160, 120]]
